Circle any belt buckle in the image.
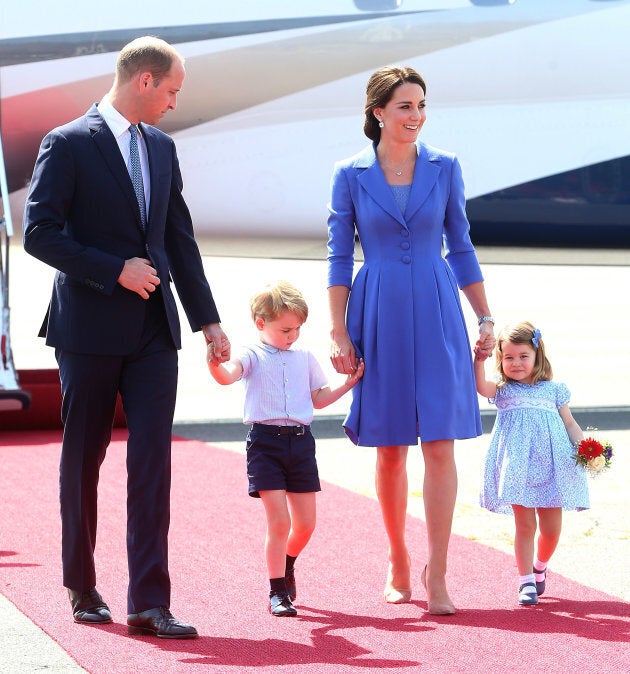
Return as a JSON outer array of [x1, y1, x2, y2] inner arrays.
[[295, 425, 305, 436]]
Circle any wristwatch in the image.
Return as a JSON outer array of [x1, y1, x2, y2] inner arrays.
[[477, 315, 495, 326]]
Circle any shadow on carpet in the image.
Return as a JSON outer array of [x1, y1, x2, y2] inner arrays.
[[1, 430, 628, 673]]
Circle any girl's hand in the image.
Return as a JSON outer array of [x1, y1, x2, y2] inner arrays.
[[477, 322, 496, 355], [474, 344, 491, 361]]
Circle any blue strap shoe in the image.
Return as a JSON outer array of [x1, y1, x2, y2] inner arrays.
[[518, 583, 538, 606], [533, 566, 547, 596]]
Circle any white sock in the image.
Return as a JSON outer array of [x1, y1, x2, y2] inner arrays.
[[534, 559, 547, 581], [519, 573, 536, 588]]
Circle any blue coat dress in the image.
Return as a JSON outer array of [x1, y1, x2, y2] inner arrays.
[[327, 141, 483, 446]]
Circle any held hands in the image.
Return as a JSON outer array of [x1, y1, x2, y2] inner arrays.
[[117, 257, 160, 299], [473, 344, 491, 362], [345, 358, 365, 387], [330, 331, 358, 375], [204, 324, 231, 363], [313, 357, 365, 409], [476, 321, 496, 359]]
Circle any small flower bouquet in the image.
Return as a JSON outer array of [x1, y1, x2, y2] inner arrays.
[[572, 436, 613, 476]]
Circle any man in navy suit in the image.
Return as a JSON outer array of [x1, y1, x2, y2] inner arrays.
[[23, 36, 229, 638]]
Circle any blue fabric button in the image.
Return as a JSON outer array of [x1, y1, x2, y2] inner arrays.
[[402, 255, 411, 264], [401, 241, 410, 250], [401, 229, 409, 237]]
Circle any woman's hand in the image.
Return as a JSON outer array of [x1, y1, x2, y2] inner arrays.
[[330, 330, 358, 375], [477, 321, 496, 355], [473, 344, 491, 362]]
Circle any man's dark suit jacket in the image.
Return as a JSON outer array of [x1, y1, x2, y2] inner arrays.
[[23, 103, 220, 352]]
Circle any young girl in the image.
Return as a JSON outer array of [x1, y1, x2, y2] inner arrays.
[[474, 321, 589, 606], [208, 281, 364, 617]]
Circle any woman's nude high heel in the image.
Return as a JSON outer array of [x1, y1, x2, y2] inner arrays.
[[384, 560, 412, 604], [421, 565, 455, 615]]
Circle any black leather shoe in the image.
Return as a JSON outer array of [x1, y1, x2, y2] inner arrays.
[[285, 568, 297, 601], [127, 607, 198, 639], [269, 593, 297, 617], [68, 588, 112, 624]]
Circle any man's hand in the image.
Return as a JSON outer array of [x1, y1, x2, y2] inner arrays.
[[117, 258, 160, 299], [203, 324, 230, 363]]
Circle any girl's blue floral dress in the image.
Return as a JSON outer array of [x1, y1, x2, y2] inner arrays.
[[480, 380, 590, 515]]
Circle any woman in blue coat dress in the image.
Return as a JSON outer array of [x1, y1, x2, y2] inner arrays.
[[327, 66, 495, 615]]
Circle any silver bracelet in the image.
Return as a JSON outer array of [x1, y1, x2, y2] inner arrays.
[[477, 315, 495, 326]]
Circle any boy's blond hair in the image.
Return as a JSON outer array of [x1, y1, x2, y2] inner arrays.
[[250, 281, 308, 323]]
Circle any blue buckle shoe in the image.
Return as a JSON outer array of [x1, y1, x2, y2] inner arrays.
[[518, 583, 538, 606], [533, 566, 546, 596]]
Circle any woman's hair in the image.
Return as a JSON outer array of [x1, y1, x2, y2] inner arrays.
[[495, 321, 553, 386], [115, 36, 183, 86], [364, 65, 427, 142], [250, 281, 308, 323]]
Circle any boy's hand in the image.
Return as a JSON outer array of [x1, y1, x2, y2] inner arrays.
[[346, 358, 365, 386], [207, 335, 231, 363]]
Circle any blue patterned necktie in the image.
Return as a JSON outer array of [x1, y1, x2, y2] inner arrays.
[[128, 125, 146, 230]]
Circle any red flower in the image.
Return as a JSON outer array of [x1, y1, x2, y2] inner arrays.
[[577, 438, 604, 460]]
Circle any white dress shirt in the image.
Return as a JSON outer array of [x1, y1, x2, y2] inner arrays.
[[97, 95, 151, 214]]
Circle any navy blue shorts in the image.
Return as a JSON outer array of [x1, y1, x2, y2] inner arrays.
[[245, 424, 321, 498]]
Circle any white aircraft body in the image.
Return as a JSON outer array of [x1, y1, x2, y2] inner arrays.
[[2, 0, 629, 410], [1, 0, 629, 244]]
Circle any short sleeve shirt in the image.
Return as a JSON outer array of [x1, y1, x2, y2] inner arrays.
[[239, 342, 327, 425]]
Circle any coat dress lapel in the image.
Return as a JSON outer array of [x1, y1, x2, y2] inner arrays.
[[354, 142, 441, 227], [405, 143, 441, 222], [355, 144, 407, 227]]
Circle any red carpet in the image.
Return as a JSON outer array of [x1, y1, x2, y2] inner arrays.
[[1, 430, 628, 673], [1, 369, 126, 431]]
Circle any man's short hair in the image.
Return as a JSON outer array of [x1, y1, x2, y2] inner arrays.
[[115, 36, 184, 85]]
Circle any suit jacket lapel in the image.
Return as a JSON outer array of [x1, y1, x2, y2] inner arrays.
[[139, 123, 159, 230], [87, 105, 145, 233]]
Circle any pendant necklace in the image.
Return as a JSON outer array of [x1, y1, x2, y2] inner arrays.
[[381, 155, 414, 176], [384, 164, 405, 176]]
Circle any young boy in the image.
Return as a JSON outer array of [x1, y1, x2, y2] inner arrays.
[[208, 281, 363, 617]]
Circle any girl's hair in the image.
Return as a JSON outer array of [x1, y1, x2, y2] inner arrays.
[[250, 281, 308, 323], [363, 65, 427, 142], [495, 321, 553, 386]]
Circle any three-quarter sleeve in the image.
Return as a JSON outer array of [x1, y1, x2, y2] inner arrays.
[[326, 162, 356, 289], [443, 156, 484, 289]]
